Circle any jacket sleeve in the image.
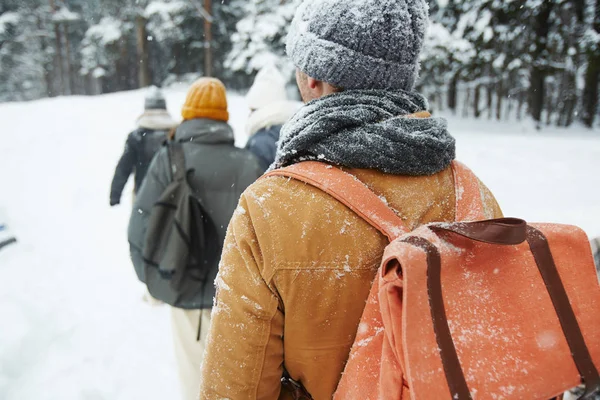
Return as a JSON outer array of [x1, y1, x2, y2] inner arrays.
[[127, 148, 170, 282], [110, 134, 138, 205], [199, 193, 284, 399]]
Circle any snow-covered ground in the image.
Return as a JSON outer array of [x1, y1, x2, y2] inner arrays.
[[0, 88, 598, 400]]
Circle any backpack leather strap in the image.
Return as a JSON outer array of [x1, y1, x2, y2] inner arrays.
[[264, 161, 407, 241], [527, 226, 600, 399], [168, 143, 186, 182], [430, 218, 527, 245]]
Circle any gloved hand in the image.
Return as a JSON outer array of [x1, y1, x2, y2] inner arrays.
[[110, 198, 120, 206]]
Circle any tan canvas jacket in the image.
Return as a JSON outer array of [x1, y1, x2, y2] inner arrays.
[[199, 165, 502, 400]]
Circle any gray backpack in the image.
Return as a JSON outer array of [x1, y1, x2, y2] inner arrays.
[[142, 143, 221, 309]]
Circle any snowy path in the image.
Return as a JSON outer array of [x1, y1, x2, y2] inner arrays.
[[0, 89, 598, 399]]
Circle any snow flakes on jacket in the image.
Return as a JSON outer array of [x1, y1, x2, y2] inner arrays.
[[199, 166, 502, 399]]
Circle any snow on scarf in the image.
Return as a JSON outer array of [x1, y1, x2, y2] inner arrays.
[[273, 90, 456, 176]]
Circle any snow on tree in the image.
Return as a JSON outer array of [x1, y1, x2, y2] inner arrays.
[[145, 1, 190, 42], [225, 0, 301, 83], [0, 9, 48, 102], [418, 20, 475, 111], [80, 17, 126, 80], [0, 0, 599, 128], [52, 6, 80, 23]]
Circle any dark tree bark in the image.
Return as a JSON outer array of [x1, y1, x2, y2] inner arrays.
[[561, 74, 577, 127], [496, 80, 503, 120], [448, 72, 458, 114], [114, 40, 131, 91], [136, 15, 151, 88], [487, 83, 493, 119], [529, 0, 554, 125], [49, 0, 65, 95], [517, 92, 525, 121], [582, 58, 600, 127], [546, 80, 555, 126], [62, 24, 74, 95], [204, 0, 213, 76], [474, 84, 481, 118], [564, 0, 585, 127], [583, 0, 600, 127], [463, 88, 471, 118], [37, 16, 55, 97]]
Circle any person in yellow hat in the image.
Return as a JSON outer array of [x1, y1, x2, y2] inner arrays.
[[128, 78, 262, 400]]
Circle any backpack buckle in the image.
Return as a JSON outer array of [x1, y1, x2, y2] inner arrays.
[[281, 370, 313, 400]]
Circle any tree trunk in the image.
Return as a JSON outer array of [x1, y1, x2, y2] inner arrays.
[[448, 72, 458, 114], [496, 80, 503, 120], [583, 0, 600, 127], [62, 24, 74, 95], [546, 81, 555, 126], [37, 16, 54, 97], [54, 24, 65, 95], [487, 83, 493, 119], [204, 0, 213, 77], [528, 0, 554, 125], [565, 98, 576, 127], [463, 88, 471, 118], [49, 0, 65, 95], [517, 92, 525, 121], [583, 59, 600, 127], [114, 40, 130, 92], [136, 15, 151, 88], [474, 84, 481, 118], [561, 73, 577, 127]]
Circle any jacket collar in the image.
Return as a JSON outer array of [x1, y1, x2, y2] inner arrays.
[[175, 118, 235, 145], [136, 110, 178, 131], [246, 100, 301, 137]]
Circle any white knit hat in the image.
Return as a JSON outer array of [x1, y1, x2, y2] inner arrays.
[[246, 65, 289, 111]]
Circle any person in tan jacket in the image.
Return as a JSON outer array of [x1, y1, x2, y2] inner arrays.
[[199, 0, 502, 398]]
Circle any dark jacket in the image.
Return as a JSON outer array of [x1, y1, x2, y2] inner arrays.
[[128, 118, 263, 308], [245, 125, 282, 173], [110, 128, 168, 205]]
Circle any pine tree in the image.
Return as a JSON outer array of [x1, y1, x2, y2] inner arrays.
[[225, 0, 301, 86], [0, 2, 51, 101], [582, 0, 600, 127]]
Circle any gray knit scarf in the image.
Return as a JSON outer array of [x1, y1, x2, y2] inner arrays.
[[273, 90, 455, 176]]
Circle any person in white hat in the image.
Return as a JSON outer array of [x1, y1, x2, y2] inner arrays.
[[244, 65, 301, 172]]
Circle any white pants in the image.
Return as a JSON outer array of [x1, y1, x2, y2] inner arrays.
[[171, 308, 212, 400]]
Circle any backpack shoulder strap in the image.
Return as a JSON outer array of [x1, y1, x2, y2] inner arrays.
[[263, 161, 407, 241], [168, 142, 186, 182], [451, 161, 486, 222]]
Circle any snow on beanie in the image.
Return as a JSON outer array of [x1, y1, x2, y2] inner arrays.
[[144, 86, 167, 110], [286, 0, 429, 91], [246, 65, 289, 111], [181, 78, 229, 122]]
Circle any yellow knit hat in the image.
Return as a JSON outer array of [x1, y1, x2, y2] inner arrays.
[[181, 77, 229, 122]]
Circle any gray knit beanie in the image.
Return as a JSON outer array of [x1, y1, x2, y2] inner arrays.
[[144, 86, 167, 110], [286, 0, 429, 91]]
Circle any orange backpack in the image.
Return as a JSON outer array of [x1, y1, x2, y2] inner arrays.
[[266, 161, 600, 400]]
